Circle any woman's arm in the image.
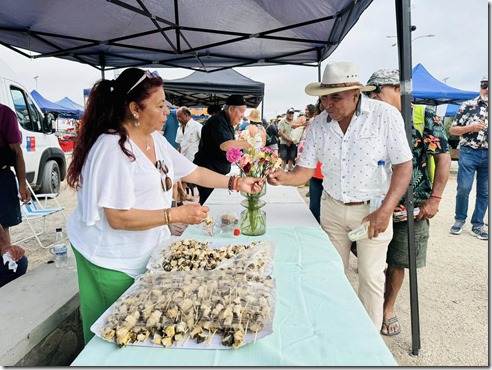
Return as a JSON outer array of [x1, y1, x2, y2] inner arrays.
[[104, 204, 209, 231]]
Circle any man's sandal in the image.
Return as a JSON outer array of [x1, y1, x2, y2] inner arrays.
[[381, 316, 401, 336]]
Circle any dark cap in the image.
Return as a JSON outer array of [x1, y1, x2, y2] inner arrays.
[[287, 108, 295, 114], [225, 95, 246, 106]]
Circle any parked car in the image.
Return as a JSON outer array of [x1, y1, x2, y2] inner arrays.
[[0, 58, 66, 194]]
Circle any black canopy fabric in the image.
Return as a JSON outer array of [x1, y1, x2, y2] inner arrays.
[[163, 69, 264, 108], [0, 0, 372, 73], [412, 63, 478, 105]]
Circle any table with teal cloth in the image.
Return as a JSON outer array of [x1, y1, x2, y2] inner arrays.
[[71, 187, 397, 366]]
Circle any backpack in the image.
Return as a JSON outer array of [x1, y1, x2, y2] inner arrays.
[[266, 125, 276, 146]]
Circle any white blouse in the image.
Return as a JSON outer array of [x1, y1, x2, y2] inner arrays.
[[67, 131, 196, 277]]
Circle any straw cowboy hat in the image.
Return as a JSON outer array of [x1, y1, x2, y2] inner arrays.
[[247, 108, 262, 123], [305, 62, 375, 96]]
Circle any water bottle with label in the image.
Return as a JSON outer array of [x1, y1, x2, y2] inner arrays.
[[370, 160, 387, 213], [52, 227, 68, 268]]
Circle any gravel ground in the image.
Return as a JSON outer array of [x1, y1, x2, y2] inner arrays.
[[9, 161, 488, 366]]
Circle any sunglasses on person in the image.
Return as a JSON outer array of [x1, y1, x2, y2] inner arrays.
[[364, 85, 384, 96], [127, 70, 155, 95], [155, 160, 173, 192], [480, 81, 488, 90]]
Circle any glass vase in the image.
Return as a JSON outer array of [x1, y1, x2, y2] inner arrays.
[[240, 194, 266, 236]]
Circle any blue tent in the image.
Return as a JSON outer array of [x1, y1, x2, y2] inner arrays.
[[55, 97, 84, 116], [445, 103, 461, 117], [31, 90, 75, 114], [412, 63, 478, 105]]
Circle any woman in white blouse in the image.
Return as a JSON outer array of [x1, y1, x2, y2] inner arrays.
[[66, 68, 264, 344]]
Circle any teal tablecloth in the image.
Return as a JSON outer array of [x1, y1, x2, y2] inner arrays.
[[71, 226, 396, 366]]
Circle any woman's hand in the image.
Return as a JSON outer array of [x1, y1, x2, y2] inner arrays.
[[170, 203, 210, 225], [237, 176, 266, 194]]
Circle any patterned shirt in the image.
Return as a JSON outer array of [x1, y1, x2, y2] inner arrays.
[[395, 107, 449, 210], [452, 96, 488, 150], [299, 97, 412, 203]]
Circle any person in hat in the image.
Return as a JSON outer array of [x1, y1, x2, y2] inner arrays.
[[267, 61, 413, 329], [449, 76, 488, 240], [65, 73, 264, 343], [244, 108, 266, 146], [278, 107, 298, 171], [194, 94, 254, 205], [365, 69, 451, 336]]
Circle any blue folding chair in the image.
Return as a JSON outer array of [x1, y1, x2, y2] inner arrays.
[[14, 181, 67, 248]]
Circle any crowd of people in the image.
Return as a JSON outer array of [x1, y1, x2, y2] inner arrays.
[[0, 62, 487, 346]]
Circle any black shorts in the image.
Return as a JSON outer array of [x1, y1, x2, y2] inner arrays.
[[279, 143, 297, 161], [0, 168, 22, 228]]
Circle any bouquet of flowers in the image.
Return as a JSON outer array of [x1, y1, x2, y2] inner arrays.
[[225, 131, 281, 235], [226, 130, 282, 178]]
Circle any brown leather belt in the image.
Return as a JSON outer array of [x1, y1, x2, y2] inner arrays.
[[344, 200, 370, 206]]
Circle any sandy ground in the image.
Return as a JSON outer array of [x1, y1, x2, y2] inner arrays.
[[9, 161, 488, 366]]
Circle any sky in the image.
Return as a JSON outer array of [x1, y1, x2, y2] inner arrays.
[[0, 0, 488, 120]]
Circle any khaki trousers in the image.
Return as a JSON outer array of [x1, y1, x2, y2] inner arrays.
[[320, 192, 393, 329]]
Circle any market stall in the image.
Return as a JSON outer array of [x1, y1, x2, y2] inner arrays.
[[71, 185, 396, 366]]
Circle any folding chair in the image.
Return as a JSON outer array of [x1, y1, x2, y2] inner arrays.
[[14, 181, 67, 249]]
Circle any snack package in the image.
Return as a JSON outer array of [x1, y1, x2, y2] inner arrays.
[[92, 269, 276, 350], [393, 207, 420, 223], [147, 237, 275, 276]]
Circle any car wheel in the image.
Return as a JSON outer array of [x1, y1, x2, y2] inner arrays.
[[40, 160, 61, 194]]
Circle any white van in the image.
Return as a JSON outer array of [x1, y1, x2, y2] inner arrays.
[[0, 59, 66, 194]]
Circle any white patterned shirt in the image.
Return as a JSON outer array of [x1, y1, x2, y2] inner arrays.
[[298, 97, 412, 203]]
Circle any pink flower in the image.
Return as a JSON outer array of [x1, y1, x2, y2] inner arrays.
[[226, 147, 242, 163], [239, 153, 252, 169]]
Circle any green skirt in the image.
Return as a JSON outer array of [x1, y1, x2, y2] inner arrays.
[[72, 246, 134, 345]]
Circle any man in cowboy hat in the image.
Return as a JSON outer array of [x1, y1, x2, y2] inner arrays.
[[267, 61, 413, 329]]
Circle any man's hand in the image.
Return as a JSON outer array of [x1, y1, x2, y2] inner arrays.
[[416, 197, 440, 220], [362, 207, 392, 239], [18, 182, 31, 204], [267, 168, 287, 186], [0, 245, 25, 261], [468, 121, 486, 133]]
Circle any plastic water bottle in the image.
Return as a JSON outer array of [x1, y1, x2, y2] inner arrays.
[[53, 227, 68, 268], [370, 160, 387, 212]]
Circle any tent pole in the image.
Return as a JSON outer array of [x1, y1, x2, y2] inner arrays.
[[99, 52, 106, 80], [395, 0, 421, 356]]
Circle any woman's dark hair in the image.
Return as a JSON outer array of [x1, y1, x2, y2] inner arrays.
[[306, 104, 316, 118], [67, 68, 163, 189]]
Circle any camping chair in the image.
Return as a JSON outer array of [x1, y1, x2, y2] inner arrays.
[[14, 181, 67, 249]]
